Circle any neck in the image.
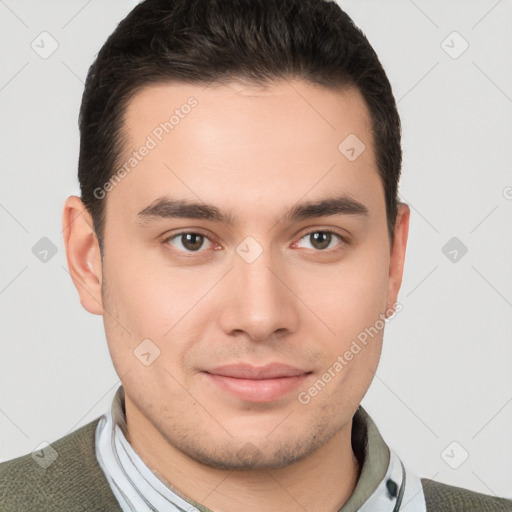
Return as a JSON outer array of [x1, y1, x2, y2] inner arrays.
[[124, 398, 361, 512]]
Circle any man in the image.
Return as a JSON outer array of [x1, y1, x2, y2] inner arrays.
[[1, 0, 510, 510]]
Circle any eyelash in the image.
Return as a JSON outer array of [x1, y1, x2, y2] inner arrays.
[[162, 229, 348, 256]]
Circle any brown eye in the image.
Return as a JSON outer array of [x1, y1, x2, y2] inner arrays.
[[296, 230, 344, 251], [309, 232, 332, 250], [166, 232, 212, 252]]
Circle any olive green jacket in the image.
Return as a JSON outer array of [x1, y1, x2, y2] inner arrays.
[[1, 417, 511, 511]]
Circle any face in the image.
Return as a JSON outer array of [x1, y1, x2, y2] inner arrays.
[[65, 80, 409, 470]]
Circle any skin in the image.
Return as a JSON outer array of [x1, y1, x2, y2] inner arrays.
[[62, 80, 409, 512]]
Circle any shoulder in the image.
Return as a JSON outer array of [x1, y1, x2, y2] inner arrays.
[[422, 478, 512, 512], [0, 417, 121, 512]]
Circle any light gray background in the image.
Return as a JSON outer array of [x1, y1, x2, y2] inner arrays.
[[1, 0, 511, 499]]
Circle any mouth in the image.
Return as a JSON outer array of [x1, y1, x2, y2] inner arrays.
[[203, 363, 313, 403]]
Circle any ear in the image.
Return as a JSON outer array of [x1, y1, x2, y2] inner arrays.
[[386, 203, 410, 314], [62, 195, 103, 315]]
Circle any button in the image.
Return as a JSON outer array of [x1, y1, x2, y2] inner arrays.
[[386, 478, 398, 499]]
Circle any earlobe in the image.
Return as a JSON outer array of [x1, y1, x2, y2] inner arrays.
[[386, 203, 410, 313], [61, 195, 104, 315]]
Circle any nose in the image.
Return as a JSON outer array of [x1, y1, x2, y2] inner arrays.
[[217, 242, 300, 343]]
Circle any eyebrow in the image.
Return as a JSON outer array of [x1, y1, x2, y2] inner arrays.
[[136, 194, 369, 226]]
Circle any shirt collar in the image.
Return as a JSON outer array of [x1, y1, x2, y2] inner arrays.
[[96, 385, 425, 512], [341, 405, 390, 511]]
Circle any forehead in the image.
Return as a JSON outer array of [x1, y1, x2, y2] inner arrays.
[[106, 80, 382, 227], [123, 80, 373, 147]]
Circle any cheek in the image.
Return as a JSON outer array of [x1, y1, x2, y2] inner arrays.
[[305, 242, 390, 339], [101, 252, 211, 375], [102, 243, 182, 334]]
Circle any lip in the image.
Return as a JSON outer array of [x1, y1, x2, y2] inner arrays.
[[204, 363, 312, 403]]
